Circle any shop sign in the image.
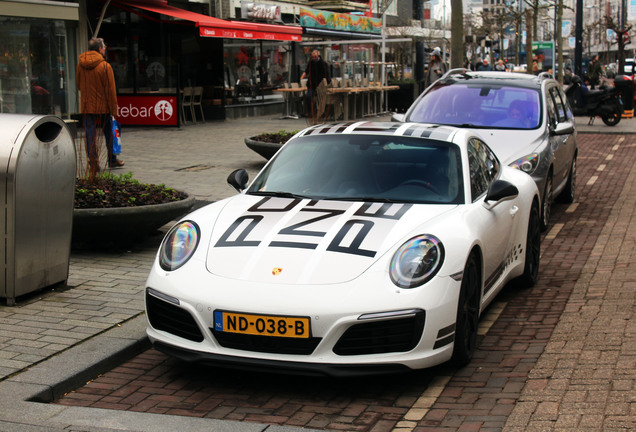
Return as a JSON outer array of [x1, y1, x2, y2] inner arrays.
[[199, 27, 301, 41], [299, 7, 381, 35], [531, 41, 554, 71], [241, 1, 281, 21], [116, 95, 178, 126]]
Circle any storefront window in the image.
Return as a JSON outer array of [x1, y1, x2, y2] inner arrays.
[[101, 14, 179, 94], [297, 43, 378, 86], [224, 40, 291, 104], [0, 17, 72, 116]]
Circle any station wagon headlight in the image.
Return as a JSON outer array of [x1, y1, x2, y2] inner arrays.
[[510, 153, 539, 174], [390, 235, 444, 288], [160, 221, 200, 271]]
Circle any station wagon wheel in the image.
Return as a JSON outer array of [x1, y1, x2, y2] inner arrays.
[[541, 174, 553, 231], [451, 252, 481, 366], [557, 156, 576, 204], [517, 201, 541, 288]]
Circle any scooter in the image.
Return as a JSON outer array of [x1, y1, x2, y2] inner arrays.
[[565, 75, 624, 126]]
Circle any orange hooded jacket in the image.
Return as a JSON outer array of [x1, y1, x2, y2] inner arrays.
[[76, 50, 118, 115]]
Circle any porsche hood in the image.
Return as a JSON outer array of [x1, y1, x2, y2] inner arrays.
[[203, 195, 454, 285]]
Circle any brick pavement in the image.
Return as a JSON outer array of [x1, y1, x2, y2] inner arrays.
[[412, 133, 636, 432], [0, 114, 311, 381], [1, 116, 635, 432]]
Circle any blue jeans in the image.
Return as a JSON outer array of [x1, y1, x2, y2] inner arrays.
[[85, 114, 116, 164]]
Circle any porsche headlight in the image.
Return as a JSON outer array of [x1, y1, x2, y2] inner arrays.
[[159, 221, 200, 271], [509, 153, 539, 174], [390, 235, 444, 288]]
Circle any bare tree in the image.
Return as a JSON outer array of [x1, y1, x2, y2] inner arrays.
[[473, 10, 514, 65], [506, 5, 525, 67], [605, 15, 632, 74]]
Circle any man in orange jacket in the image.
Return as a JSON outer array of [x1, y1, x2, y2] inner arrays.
[[76, 37, 124, 168]]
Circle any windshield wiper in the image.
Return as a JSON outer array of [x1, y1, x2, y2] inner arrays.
[[329, 196, 404, 203], [456, 123, 491, 128], [248, 191, 312, 200]]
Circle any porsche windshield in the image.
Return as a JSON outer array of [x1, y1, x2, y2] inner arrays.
[[248, 135, 464, 205], [408, 83, 541, 130]]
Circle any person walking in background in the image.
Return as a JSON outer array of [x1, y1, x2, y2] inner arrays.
[[425, 47, 447, 87], [477, 58, 492, 71], [300, 49, 330, 118], [76, 37, 124, 171], [588, 55, 602, 89], [495, 59, 507, 71]]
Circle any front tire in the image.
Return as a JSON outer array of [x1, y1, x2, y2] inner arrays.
[[451, 252, 481, 366], [541, 174, 553, 231], [557, 156, 576, 203], [517, 201, 541, 288]]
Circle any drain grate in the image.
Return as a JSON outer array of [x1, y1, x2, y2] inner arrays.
[[176, 164, 214, 172]]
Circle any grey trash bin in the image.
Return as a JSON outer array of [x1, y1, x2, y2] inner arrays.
[[1, 114, 76, 305]]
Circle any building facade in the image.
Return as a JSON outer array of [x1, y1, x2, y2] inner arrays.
[[0, 0, 450, 121], [1, 0, 80, 117]]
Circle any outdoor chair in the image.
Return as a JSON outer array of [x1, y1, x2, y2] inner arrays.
[[191, 86, 205, 123], [181, 87, 193, 124]]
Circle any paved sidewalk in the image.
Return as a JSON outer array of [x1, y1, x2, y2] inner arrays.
[[0, 114, 634, 431]]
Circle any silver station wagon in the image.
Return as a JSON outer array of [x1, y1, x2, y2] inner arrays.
[[393, 70, 577, 230]]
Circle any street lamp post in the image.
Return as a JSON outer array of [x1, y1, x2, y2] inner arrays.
[[575, 0, 583, 76]]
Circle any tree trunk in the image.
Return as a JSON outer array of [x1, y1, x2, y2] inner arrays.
[[450, 0, 464, 68]]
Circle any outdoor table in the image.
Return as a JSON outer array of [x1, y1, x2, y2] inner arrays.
[[273, 85, 399, 121], [272, 87, 305, 119]]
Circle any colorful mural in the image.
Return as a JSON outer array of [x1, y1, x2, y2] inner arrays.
[[299, 8, 382, 35]]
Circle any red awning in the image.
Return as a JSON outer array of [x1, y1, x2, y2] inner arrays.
[[113, 0, 302, 42]]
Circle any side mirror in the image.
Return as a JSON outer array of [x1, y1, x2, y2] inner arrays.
[[484, 180, 519, 206], [551, 122, 575, 136], [227, 169, 249, 192], [391, 113, 405, 122]]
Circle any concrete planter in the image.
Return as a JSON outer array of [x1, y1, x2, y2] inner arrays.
[[244, 136, 284, 160], [72, 194, 195, 245]]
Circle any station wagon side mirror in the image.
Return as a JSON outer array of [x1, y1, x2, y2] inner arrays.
[[551, 122, 575, 136], [227, 169, 249, 192], [484, 180, 519, 207]]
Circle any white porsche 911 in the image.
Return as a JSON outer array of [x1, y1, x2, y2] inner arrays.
[[145, 122, 541, 376]]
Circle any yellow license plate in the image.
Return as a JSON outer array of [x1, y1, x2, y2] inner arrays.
[[214, 311, 311, 338]]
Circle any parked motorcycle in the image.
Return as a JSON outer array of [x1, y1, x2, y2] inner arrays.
[[565, 75, 623, 126]]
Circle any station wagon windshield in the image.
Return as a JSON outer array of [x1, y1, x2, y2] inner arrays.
[[408, 84, 541, 130]]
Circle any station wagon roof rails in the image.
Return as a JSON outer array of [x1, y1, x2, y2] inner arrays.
[[441, 68, 471, 80]]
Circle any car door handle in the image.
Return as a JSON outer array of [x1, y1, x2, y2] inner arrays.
[[510, 206, 519, 218]]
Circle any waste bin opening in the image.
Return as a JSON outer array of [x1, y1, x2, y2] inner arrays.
[[34, 122, 63, 143]]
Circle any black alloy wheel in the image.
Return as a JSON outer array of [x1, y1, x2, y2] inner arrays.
[[451, 252, 481, 366], [517, 201, 541, 288]]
